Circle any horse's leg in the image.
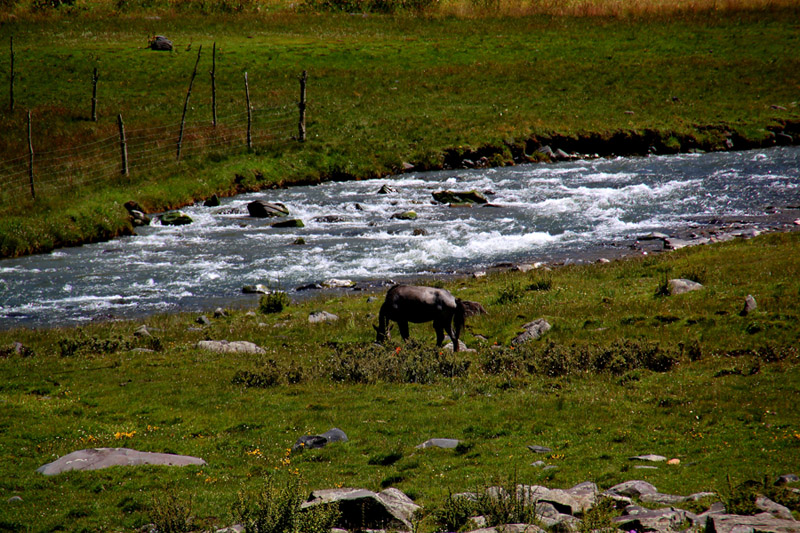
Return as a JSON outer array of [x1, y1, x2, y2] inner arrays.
[[398, 320, 410, 341], [434, 321, 445, 347], [444, 315, 459, 352]]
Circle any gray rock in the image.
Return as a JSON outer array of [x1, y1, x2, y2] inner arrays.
[[536, 145, 555, 158], [528, 445, 552, 454], [196, 340, 266, 355], [756, 496, 795, 521], [633, 465, 659, 470], [416, 438, 460, 449], [639, 232, 671, 241], [466, 525, 546, 533], [134, 325, 152, 338], [531, 461, 547, 467], [203, 194, 220, 207], [443, 340, 473, 352], [606, 480, 659, 498], [308, 311, 339, 324], [377, 184, 397, 194], [37, 447, 205, 475], [302, 487, 420, 531], [641, 491, 717, 506], [776, 474, 800, 486], [322, 279, 356, 288], [247, 200, 289, 218], [432, 190, 489, 205], [740, 294, 758, 316], [196, 315, 211, 325], [129, 209, 151, 227], [630, 454, 668, 462], [706, 513, 800, 533], [614, 507, 691, 531], [293, 428, 348, 451], [313, 215, 349, 223], [214, 308, 227, 318], [149, 35, 173, 51], [668, 278, 704, 295], [7, 496, 22, 503], [511, 319, 551, 345]]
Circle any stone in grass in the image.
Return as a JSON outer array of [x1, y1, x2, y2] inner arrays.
[[606, 480, 659, 498], [293, 428, 348, 451], [416, 438, 460, 449], [668, 279, 703, 295], [37, 448, 205, 475], [629, 454, 668, 462], [740, 294, 758, 316], [308, 311, 339, 324], [528, 445, 552, 454], [196, 340, 266, 355], [705, 514, 800, 533], [511, 319, 551, 345], [149, 35, 173, 51], [466, 525, 546, 533]]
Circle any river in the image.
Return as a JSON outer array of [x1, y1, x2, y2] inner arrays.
[[1, 146, 798, 329]]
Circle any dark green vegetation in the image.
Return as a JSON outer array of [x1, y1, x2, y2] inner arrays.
[[1, 232, 799, 531], [1, 7, 799, 257]]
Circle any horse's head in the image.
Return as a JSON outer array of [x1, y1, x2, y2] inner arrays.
[[374, 322, 392, 343]]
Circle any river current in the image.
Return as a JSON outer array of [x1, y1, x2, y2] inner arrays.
[[2, 146, 799, 329]]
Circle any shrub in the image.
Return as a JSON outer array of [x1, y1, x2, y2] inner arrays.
[[232, 359, 283, 388], [495, 281, 525, 304], [433, 491, 476, 533], [233, 474, 339, 533], [150, 492, 194, 533], [260, 292, 290, 314]]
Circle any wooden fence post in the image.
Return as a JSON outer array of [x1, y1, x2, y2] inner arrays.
[[298, 70, 307, 142], [211, 42, 217, 127], [118, 114, 128, 176], [244, 71, 252, 150], [177, 45, 202, 161], [27, 111, 34, 199], [9, 36, 15, 113], [91, 67, 99, 122]]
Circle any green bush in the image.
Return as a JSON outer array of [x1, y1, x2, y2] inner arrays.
[[150, 492, 194, 533], [433, 491, 476, 533], [260, 292, 291, 314]]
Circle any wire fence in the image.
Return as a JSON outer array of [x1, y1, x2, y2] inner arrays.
[[0, 104, 297, 205]]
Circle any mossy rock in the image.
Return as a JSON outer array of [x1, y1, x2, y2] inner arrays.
[[391, 211, 418, 220], [271, 219, 305, 228], [160, 211, 193, 226]]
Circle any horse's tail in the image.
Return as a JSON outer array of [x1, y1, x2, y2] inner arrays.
[[454, 298, 466, 341]]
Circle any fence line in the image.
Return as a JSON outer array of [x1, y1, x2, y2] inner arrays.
[[0, 105, 296, 204]]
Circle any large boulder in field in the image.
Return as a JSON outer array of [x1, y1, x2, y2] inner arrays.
[[37, 448, 205, 475], [432, 190, 488, 205], [247, 200, 289, 218], [302, 487, 420, 531]]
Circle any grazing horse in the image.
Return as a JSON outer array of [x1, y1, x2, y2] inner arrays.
[[374, 285, 469, 351]]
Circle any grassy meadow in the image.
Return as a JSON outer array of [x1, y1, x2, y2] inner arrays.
[[0, 2, 799, 256], [1, 232, 799, 531]]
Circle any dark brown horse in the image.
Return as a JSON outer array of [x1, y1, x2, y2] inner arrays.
[[374, 285, 479, 351]]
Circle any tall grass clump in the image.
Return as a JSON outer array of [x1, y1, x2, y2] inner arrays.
[[260, 292, 291, 314], [150, 492, 195, 533], [233, 474, 339, 533]]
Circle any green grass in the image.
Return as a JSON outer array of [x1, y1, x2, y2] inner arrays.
[[1, 232, 799, 531], [1, 7, 799, 256]]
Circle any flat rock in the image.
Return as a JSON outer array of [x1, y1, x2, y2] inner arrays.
[[511, 318, 551, 345], [432, 190, 489, 205], [247, 200, 289, 218], [706, 513, 800, 533], [196, 340, 266, 355], [776, 474, 800, 486], [630, 454, 668, 462], [756, 496, 796, 521], [271, 218, 305, 228], [528, 445, 552, 454], [466, 525, 546, 533], [614, 507, 691, 531], [37, 447, 205, 475], [293, 428, 348, 451], [416, 438, 460, 449]]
